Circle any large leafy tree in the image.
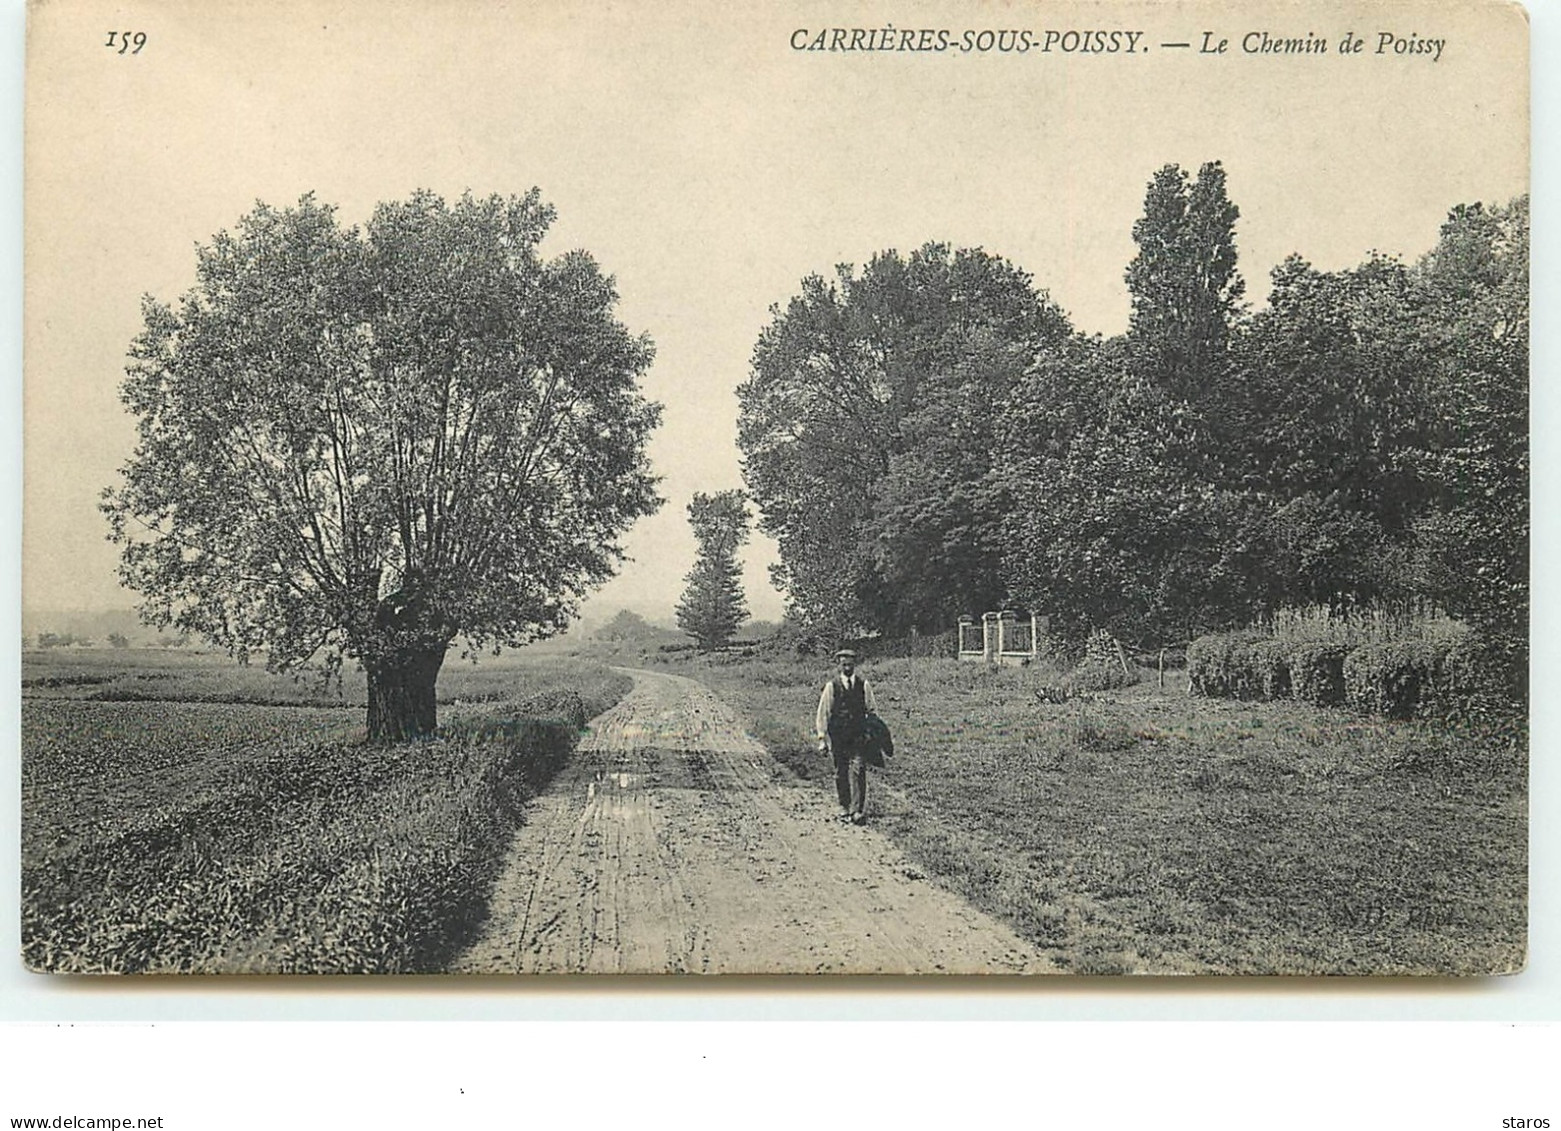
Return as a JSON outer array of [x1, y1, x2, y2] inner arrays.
[[1221, 255, 1433, 519], [738, 243, 1070, 634], [1214, 200, 1527, 625], [864, 327, 1043, 631], [1211, 254, 1437, 609], [103, 191, 662, 740], [1406, 197, 1528, 638], [675, 490, 750, 651], [999, 170, 1527, 654], [739, 270, 881, 634], [998, 339, 1270, 645]]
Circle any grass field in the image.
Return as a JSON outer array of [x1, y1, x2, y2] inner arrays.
[[671, 652, 1527, 975], [21, 648, 630, 973], [21, 645, 605, 709], [23, 642, 1528, 976]]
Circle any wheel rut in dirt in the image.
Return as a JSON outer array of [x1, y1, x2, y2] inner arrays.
[[451, 668, 1055, 974]]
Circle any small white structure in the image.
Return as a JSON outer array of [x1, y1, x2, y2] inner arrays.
[[958, 610, 1046, 666]]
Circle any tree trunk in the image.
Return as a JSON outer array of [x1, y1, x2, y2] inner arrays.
[[365, 647, 446, 742]]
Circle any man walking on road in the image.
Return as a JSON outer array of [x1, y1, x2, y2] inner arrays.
[[816, 648, 878, 825]]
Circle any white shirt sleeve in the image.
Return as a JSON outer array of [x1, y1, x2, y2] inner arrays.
[[815, 681, 833, 741], [862, 680, 878, 713]]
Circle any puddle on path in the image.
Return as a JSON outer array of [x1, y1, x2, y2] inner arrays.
[[587, 770, 640, 798]]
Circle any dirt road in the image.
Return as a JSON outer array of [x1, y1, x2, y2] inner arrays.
[[451, 668, 1054, 974]]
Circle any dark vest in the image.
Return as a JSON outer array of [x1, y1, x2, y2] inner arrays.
[[828, 675, 867, 744]]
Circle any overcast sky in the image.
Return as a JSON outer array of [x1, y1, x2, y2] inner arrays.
[[23, 0, 1529, 626]]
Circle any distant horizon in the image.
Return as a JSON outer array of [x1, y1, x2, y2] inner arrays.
[[18, 601, 791, 634]]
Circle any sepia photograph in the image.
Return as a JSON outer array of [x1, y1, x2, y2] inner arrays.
[[20, 0, 1529, 976]]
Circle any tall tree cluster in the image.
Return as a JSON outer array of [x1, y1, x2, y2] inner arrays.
[[739, 164, 1528, 659]]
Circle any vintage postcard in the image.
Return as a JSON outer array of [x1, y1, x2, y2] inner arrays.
[[21, 0, 1528, 975]]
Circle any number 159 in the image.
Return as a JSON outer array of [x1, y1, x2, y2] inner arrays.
[[105, 30, 147, 54]]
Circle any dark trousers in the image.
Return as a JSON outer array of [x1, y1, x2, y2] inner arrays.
[[833, 743, 868, 816]]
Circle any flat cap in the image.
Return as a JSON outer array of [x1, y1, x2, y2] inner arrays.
[[834, 648, 858, 659]]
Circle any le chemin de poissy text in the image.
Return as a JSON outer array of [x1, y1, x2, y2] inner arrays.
[[788, 27, 1446, 61]]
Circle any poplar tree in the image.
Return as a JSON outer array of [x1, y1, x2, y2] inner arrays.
[[1125, 160, 1245, 402], [675, 491, 750, 651]]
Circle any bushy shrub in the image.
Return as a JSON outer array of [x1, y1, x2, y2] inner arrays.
[[1068, 657, 1138, 692], [1288, 642, 1350, 706], [1188, 634, 1289, 700], [1188, 616, 1521, 723], [1082, 629, 1124, 668], [1426, 629, 1526, 725], [1186, 634, 1222, 696]]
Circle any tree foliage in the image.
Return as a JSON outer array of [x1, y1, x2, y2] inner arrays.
[[596, 609, 663, 643], [675, 490, 750, 651], [1221, 255, 1433, 521], [737, 243, 1071, 634], [1126, 160, 1245, 402], [734, 162, 1524, 672], [999, 339, 1268, 644], [998, 163, 1256, 645], [103, 190, 662, 739], [1406, 197, 1529, 637], [994, 169, 1526, 653]]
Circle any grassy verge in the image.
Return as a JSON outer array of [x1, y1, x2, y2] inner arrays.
[[22, 657, 630, 973], [672, 653, 1527, 975]]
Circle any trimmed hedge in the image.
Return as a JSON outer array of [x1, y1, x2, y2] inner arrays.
[[1343, 642, 1437, 720], [1249, 639, 1293, 700], [1191, 633, 1350, 708], [1188, 631, 1280, 699], [1287, 642, 1350, 707], [1189, 625, 1520, 722], [1384, 631, 1523, 725]]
